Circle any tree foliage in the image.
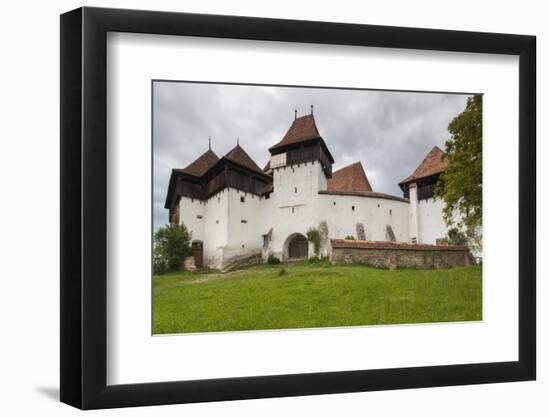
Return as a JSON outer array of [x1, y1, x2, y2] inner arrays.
[[447, 227, 468, 246], [154, 223, 192, 272], [436, 95, 482, 235], [306, 227, 321, 256]]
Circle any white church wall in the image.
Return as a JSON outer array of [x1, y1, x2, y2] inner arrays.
[[178, 196, 206, 242], [272, 161, 323, 208], [318, 194, 410, 243], [416, 197, 449, 244], [408, 185, 419, 243], [203, 190, 230, 268], [224, 188, 265, 261], [266, 161, 326, 260], [266, 201, 322, 260]]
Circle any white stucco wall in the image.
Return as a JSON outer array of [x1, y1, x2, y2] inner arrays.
[[178, 196, 206, 241], [272, 161, 324, 208], [408, 185, 419, 243], [201, 190, 230, 268], [318, 194, 410, 243], [416, 197, 449, 244], [264, 161, 326, 260], [224, 188, 265, 261]]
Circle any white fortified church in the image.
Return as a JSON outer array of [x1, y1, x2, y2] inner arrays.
[[165, 109, 454, 269]]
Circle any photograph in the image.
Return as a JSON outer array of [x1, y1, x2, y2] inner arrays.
[[153, 81, 483, 335]]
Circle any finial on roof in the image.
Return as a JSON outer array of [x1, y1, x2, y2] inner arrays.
[[237, 137, 240, 146], [208, 136, 211, 150], [311, 104, 314, 115], [294, 109, 297, 120]]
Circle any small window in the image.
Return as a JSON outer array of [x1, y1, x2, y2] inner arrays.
[[191, 198, 194, 203], [292, 207, 295, 214], [377, 204, 380, 208], [389, 209, 392, 216], [333, 201, 336, 206], [242, 244, 245, 249], [241, 219, 247, 224], [352, 206, 355, 211], [197, 215, 203, 219], [240, 196, 245, 203], [294, 187, 297, 193], [216, 220, 219, 224]]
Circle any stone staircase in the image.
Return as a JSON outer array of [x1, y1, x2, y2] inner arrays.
[[221, 253, 262, 272]]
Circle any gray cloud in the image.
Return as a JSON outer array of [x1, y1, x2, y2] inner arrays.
[[153, 81, 470, 231]]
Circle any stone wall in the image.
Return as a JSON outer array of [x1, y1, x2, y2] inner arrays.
[[330, 239, 475, 269]]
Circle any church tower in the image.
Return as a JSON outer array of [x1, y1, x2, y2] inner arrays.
[[266, 108, 334, 207]]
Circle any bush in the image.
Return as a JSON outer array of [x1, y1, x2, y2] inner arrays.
[[154, 223, 193, 271], [306, 227, 321, 256], [344, 235, 356, 240], [447, 227, 468, 245], [153, 246, 169, 275], [267, 253, 281, 265], [278, 267, 287, 276]]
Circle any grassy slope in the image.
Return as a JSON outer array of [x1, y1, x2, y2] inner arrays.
[[153, 261, 482, 334]]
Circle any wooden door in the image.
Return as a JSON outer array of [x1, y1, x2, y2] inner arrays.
[[192, 241, 203, 268], [288, 235, 308, 259]]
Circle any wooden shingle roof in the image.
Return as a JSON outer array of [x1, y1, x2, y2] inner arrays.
[[269, 114, 321, 152], [225, 144, 264, 174], [399, 146, 448, 185], [327, 161, 372, 193], [175, 149, 219, 177]]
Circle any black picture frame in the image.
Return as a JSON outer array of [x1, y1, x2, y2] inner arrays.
[[60, 6, 536, 410]]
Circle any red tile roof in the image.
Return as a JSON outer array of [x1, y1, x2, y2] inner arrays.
[[225, 144, 263, 174], [399, 146, 448, 185], [327, 161, 372, 193], [331, 239, 468, 251], [269, 114, 321, 151], [175, 149, 219, 177]]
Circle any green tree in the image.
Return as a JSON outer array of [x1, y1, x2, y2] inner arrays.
[[436, 95, 482, 235], [154, 223, 192, 271], [447, 227, 468, 245], [306, 227, 321, 256]]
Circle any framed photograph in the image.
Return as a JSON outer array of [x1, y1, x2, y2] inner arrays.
[[60, 6, 536, 409]]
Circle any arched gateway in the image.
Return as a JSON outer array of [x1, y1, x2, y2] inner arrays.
[[284, 233, 308, 260]]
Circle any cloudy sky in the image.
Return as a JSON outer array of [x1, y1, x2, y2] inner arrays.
[[153, 81, 470, 231]]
